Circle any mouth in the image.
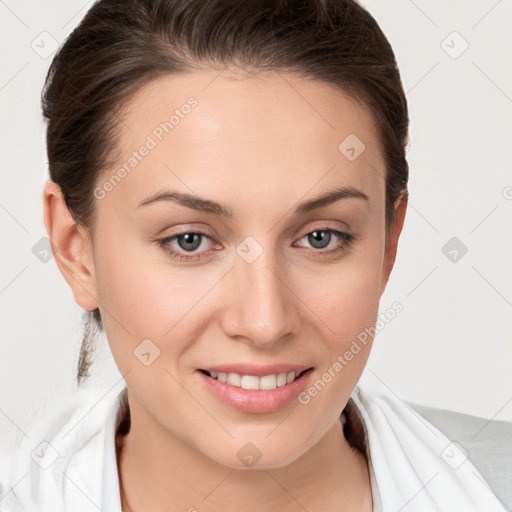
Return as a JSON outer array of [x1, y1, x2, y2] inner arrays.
[[196, 366, 314, 414], [198, 368, 312, 390]]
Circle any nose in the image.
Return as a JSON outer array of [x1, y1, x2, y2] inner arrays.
[[220, 246, 300, 348]]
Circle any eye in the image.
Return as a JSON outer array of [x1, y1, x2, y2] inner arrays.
[[156, 231, 219, 262], [156, 227, 355, 262], [295, 228, 355, 256]]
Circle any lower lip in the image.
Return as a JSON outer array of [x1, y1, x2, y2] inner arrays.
[[197, 369, 314, 414]]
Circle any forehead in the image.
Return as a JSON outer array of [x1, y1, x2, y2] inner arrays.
[[102, 70, 386, 216]]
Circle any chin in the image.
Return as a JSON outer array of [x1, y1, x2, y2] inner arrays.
[[199, 436, 311, 471]]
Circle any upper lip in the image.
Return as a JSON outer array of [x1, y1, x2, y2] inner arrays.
[[199, 363, 313, 377]]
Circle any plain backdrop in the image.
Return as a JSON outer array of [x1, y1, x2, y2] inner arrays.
[[1, 0, 511, 457]]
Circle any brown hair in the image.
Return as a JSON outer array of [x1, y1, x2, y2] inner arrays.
[[42, 0, 409, 385]]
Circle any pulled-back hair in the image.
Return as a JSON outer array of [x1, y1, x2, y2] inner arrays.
[[42, 0, 409, 385]]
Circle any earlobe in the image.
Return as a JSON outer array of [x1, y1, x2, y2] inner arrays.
[[43, 180, 99, 311], [380, 190, 408, 296]]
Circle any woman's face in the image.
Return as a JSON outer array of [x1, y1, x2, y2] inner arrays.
[[63, 70, 405, 468]]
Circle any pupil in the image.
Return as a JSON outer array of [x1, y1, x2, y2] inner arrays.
[[309, 230, 330, 249], [178, 233, 201, 251]]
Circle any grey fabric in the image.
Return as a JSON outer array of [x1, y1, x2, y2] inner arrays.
[[408, 402, 512, 511]]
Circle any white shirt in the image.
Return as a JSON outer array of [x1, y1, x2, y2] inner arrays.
[[1, 370, 508, 511]]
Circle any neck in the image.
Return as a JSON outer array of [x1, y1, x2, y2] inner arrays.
[[117, 396, 372, 512]]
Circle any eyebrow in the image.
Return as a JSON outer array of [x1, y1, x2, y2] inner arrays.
[[136, 185, 369, 217]]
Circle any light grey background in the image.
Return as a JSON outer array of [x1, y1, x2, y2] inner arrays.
[[1, 0, 511, 457]]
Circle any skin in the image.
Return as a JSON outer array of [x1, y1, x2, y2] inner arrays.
[[43, 69, 407, 511]]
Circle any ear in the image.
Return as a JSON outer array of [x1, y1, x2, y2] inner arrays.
[[380, 190, 408, 296], [43, 180, 99, 311]]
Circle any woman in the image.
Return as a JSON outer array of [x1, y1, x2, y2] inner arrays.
[[1, 0, 509, 510]]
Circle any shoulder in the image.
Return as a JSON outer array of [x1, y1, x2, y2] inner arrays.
[[408, 401, 512, 510], [0, 386, 125, 512], [350, 373, 510, 510]]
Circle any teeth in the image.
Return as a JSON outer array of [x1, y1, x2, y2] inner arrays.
[[259, 374, 277, 390], [208, 371, 301, 390], [276, 373, 287, 387], [227, 373, 241, 386], [241, 375, 260, 390]]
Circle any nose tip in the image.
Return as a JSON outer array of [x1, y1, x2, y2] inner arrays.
[[221, 258, 299, 348]]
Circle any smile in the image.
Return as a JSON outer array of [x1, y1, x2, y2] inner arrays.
[[197, 366, 314, 414], [200, 369, 308, 390]]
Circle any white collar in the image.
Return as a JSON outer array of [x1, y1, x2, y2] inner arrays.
[[101, 387, 125, 512]]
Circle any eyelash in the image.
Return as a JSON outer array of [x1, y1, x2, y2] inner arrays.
[[156, 228, 355, 262]]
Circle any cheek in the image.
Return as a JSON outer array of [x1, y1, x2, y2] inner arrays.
[[298, 270, 381, 398], [92, 234, 169, 363], [293, 260, 383, 422], [92, 235, 220, 371], [320, 266, 382, 333], [300, 236, 385, 341]]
